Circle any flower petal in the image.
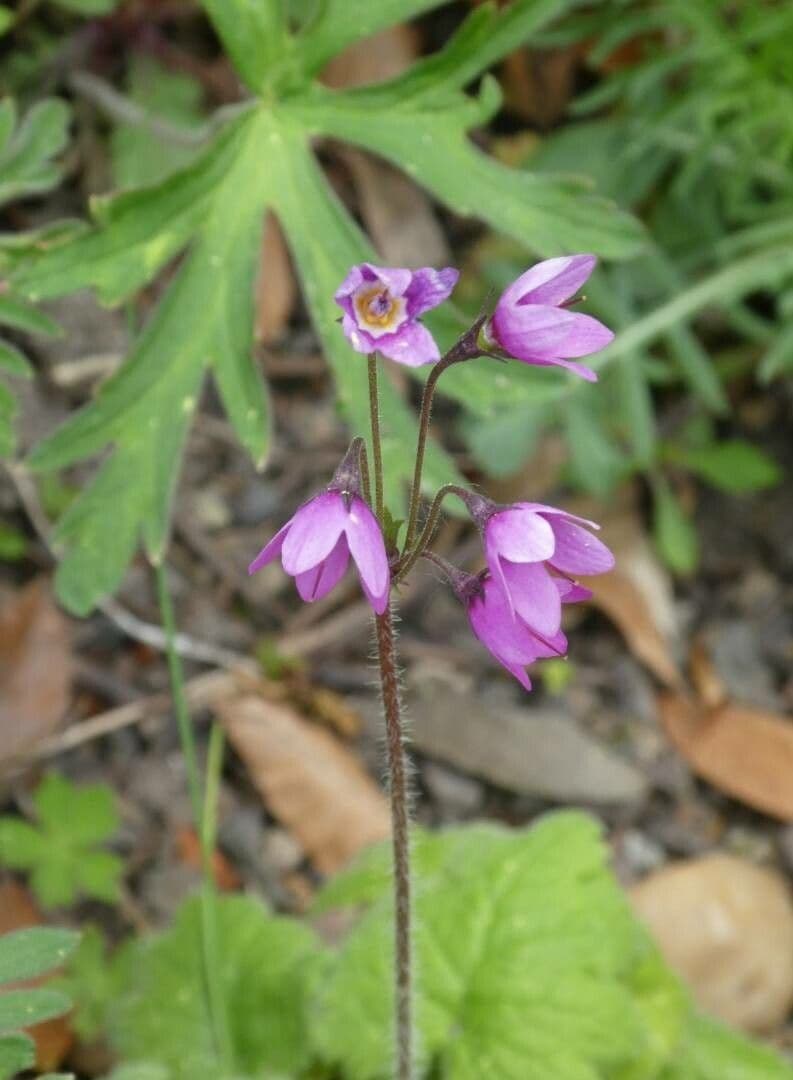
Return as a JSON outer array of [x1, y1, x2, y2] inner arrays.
[[486, 507, 556, 564], [492, 303, 613, 362], [554, 577, 593, 604], [405, 267, 459, 317], [554, 311, 614, 359], [334, 264, 365, 301], [502, 560, 562, 637], [547, 517, 615, 576], [345, 496, 390, 613], [341, 312, 377, 355], [515, 255, 597, 306], [281, 492, 348, 574], [362, 263, 412, 297], [492, 303, 580, 360], [542, 357, 598, 382], [376, 321, 440, 367], [248, 520, 291, 575], [294, 534, 350, 602]]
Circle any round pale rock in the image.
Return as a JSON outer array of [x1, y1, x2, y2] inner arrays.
[[630, 854, 793, 1032]]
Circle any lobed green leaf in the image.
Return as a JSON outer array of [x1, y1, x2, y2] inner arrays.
[[0, 928, 79, 987]]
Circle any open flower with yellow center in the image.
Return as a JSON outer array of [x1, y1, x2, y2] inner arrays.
[[335, 262, 458, 366]]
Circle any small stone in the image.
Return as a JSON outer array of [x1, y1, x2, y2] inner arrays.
[[422, 761, 484, 818], [702, 620, 782, 711], [618, 829, 666, 877], [631, 854, 793, 1033], [218, 807, 263, 868], [262, 827, 303, 874], [407, 669, 648, 805]]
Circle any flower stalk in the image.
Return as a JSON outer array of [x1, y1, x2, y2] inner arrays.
[[155, 562, 233, 1069], [375, 603, 413, 1080]]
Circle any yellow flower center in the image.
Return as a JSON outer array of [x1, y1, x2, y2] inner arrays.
[[354, 285, 405, 331]]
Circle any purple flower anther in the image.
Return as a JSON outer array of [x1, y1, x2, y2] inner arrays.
[[248, 448, 390, 614], [482, 255, 613, 382], [334, 263, 458, 367], [457, 490, 614, 639]]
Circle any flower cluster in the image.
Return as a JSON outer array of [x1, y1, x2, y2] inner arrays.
[[250, 255, 615, 689]]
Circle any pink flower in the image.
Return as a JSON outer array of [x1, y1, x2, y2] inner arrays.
[[248, 445, 390, 614], [466, 574, 568, 691], [483, 255, 613, 382], [429, 555, 577, 690], [458, 491, 613, 640], [334, 263, 458, 366]]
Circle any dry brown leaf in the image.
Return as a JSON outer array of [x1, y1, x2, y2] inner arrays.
[[255, 213, 296, 343], [631, 855, 793, 1033], [215, 692, 390, 874], [341, 150, 450, 268], [0, 579, 73, 764], [689, 637, 728, 711], [587, 572, 682, 689], [570, 495, 682, 688], [174, 826, 242, 892], [0, 882, 73, 1070], [660, 693, 793, 820], [322, 23, 417, 89]]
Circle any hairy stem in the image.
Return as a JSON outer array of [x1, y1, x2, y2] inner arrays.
[[155, 562, 233, 1069], [394, 483, 465, 584], [375, 603, 413, 1080], [368, 354, 384, 522]]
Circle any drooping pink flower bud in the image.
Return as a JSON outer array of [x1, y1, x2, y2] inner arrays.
[[481, 255, 613, 381], [334, 263, 458, 366], [458, 491, 614, 639], [428, 556, 569, 691], [248, 443, 389, 614]]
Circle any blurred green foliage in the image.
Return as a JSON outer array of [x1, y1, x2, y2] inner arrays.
[[0, 926, 79, 1079], [62, 813, 793, 1079], [0, 773, 123, 908]]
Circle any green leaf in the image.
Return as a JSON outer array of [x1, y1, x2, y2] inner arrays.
[[52, 0, 121, 12], [311, 813, 666, 1080], [0, 819, 45, 867], [110, 894, 319, 1079], [0, 773, 121, 908], [0, 99, 69, 207], [292, 83, 645, 259], [0, 522, 27, 560], [111, 57, 205, 190], [462, 404, 541, 477], [20, 107, 271, 613], [201, 0, 292, 93], [661, 1014, 793, 1080], [0, 1032, 35, 1078], [759, 318, 793, 381], [52, 928, 115, 1042], [0, 988, 72, 1034], [0, 928, 79, 986], [652, 478, 699, 576], [672, 439, 782, 494], [265, 116, 460, 505], [298, 0, 445, 77], [0, 381, 15, 458], [563, 396, 626, 496], [0, 339, 32, 377], [35, 772, 119, 844], [0, 294, 60, 337], [0, 7, 14, 37]]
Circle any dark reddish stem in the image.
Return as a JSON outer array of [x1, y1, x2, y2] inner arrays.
[[375, 602, 413, 1080]]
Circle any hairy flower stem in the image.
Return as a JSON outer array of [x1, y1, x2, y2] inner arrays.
[[403, 319, 486, 552], [155, 562, 234, 1070], [375, 603, 413, 1080], [367, 354, 384, 522], [394, 483, 466, 584]]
